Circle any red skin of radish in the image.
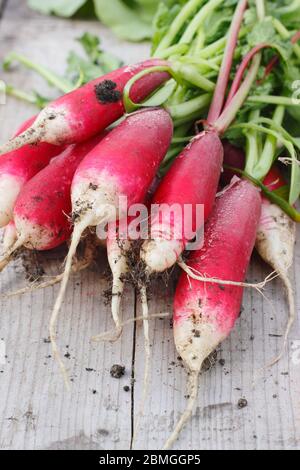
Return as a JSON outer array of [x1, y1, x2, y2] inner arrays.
[[141, 131, 223, 272], [56, 60, 170, 143], [0, 60, 171, 154], [13, 134, 105, 251], [71, 108, 173, 222], [0, 116, 64, 227], [174, 180, 261, 371]]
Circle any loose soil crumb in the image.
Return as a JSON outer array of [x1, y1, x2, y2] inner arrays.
[[238, 398, 248, 409], [20, 249, 45, 282], [110, 364, 125, 379], [202, 350, 218, 372], [95, 80, 122, 104]]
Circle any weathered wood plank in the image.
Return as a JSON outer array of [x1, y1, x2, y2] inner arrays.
[[0, 0, 299, 451], [133, 239, 300, 450], [0, 0, 143, 451]]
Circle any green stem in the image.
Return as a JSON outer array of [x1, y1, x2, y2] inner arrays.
[[272, 18, 300, 59], [123, 65, 174, 113], [173, 109, 207, 127], [224, 165, 300, 222], [214, 55, 261, 133], [5, 85, 37, 105], [168, 94, 211, 119], [3, 52, 73, 94], [154, 44, 189, 59], [245, 110, 261, 174], [247, 95, 300, 106], [252, 106, 285, 180], [277, 0, 300, 15], [173, 63, 215, 91], [154, 0, 205, 53], [179, 0, 223, 44], [199, 37, 226, 58], [256, 0, 265, 22]]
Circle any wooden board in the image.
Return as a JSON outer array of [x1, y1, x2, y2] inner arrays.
[[0, 0, 299, 451]]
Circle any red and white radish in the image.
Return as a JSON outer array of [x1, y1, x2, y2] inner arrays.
[[222, 142, 297, 363], [141, 131, 223, 273], [49, 108, 173, 380], [256, 167, 296, 364], [0, 134, 105, 272], [141, 0, 250, 276], [0, 60, 171, 155], [0, 116, 64, 227], [164, 179, 261, 449]]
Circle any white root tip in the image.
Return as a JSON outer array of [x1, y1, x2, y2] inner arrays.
[[132, 285, 151, 448], [141, 238, 183, 274], [267, 271, 296, 368], [0, 125, 43, 155], [163, 372, 199, 450], [49, 217, 92, 388], [0, 236, 25, 273], [91, 285, 124, 343]]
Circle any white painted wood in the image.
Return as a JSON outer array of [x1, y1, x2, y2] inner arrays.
[[0, 0, 299, 451]]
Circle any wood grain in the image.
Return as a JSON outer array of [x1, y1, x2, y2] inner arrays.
[[0, 0, 299, 451]]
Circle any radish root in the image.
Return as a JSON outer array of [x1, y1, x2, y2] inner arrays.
[[91, 312, 170, 342], [267, 269, 295, 367], [0, 120, 46, 155], [0, 236, 26, 272], [49, 215, 94, 389], [178, 259, 278, 292], [0, 236, 96, 299], [132, 284, 151, 448], [163, 372, 199, 450]]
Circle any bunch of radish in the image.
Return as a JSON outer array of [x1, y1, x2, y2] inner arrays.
[[1, 0, 300, 451]]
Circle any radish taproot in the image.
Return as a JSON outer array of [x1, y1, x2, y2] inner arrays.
[[164, 179, 261, 449], [0, 60, 171, 155], [2, 221, 17, 251], [0, 116, 64, 227], [0, 134, 105, 273], [49, 107, 173, 380]]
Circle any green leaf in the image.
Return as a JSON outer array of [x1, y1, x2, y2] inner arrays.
[[93, 0, 153, 41], [248, 17, 277, 47], [28, 0, 87, 17]]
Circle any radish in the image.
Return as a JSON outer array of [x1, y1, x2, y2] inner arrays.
[[0, 134, 105, 273], [49, 108, 173, 381], [141, 0, 251, 276], [0, 60, 171, 155], [223, 141, 297, 364], [141, 131, 223, 273], [0, 116, 64, 227], [165, 179, 261, 449], [256, 167, 296, 365]]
